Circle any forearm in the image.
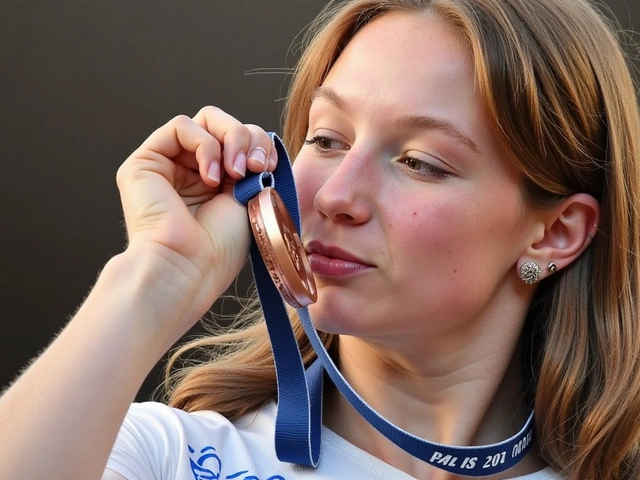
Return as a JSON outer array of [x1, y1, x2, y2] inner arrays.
[[0, 249, 199, 479]]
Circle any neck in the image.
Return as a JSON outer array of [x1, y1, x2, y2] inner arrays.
[[323, 334, 545, 479]]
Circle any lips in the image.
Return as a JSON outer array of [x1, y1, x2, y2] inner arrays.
[[305, 241, 374, 276]]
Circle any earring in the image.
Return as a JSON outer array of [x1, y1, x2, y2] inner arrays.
[[519, 261, 542, 284], [547, 263, 557, 273]]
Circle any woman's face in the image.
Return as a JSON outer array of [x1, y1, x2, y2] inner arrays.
[[293, 12, 539, 345]]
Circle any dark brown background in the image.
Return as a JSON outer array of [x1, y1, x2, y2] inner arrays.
[[1, 1, 638, 401]]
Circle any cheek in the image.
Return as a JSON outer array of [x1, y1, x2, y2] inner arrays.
[[388, 199, 523, 320], [292, 157, 322, 215], [391, 199, 467, 248], [391, 196, 521, 275]]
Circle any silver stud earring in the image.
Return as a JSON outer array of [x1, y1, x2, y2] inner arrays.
[[547, 263, 557, 273], [519, 261, 542, 284]]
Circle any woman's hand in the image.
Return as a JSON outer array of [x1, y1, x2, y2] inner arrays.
[[116, 106, 277, 333], [0, 106, 280, 480]]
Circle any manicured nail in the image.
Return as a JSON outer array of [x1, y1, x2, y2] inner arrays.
[[207, 162, 220, 183], [249, 147, 267, 168], [233, 151, 247, 177]]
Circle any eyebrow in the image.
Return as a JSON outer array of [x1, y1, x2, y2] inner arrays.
[[395, 114, 481, 154], [310, 86, 481, 154], [310, 87, 350, 113]]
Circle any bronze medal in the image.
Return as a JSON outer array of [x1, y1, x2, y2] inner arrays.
[[247, 187, 317, 308]]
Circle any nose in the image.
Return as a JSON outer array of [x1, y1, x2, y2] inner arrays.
[[313, 149, 376, 224]]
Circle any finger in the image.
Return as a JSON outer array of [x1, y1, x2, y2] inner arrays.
[[244, 124, 278, 173], [173, 140, 221, 181], [141, 114, 214, 160], [219, 124, 252, 179], [268, 137, 278, 172], [192, 106, 250, 179], [264, 133, 278, 172], [137, 114, 223, 187], [192, 107, 274, 179]]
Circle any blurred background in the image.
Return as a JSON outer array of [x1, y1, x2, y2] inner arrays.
[[1, 0, 638, 401]]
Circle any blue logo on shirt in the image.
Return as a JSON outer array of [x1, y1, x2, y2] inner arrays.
[[189, 445, 285, 480]]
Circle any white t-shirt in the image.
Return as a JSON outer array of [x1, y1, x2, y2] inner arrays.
[[107, 401, 562, 480]]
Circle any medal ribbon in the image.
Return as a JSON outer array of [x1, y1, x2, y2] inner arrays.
[[233, 133, 534, 477]]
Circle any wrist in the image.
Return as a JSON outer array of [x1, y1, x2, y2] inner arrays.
[[84, 244, 215, 358]]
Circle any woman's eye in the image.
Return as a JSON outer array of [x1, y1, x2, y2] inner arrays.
[[405, 157, 422, 170], [402, 156, 449, 179], [303, 136, 349, 152]]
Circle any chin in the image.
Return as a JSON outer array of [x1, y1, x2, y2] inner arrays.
[[307, 298, 366, 336]]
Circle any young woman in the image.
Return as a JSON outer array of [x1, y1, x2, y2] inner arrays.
[[1, 0, 639, 478]]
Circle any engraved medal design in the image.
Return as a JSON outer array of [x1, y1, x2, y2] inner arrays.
[[247, 187, 317, 308]]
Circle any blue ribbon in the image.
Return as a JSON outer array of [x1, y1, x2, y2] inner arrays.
[[233, 133, 534, 477]]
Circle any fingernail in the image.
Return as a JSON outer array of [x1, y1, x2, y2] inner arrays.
[[249, 147, 267, 168], [207, 162, 220, 183], [233, 151, 247, 177]]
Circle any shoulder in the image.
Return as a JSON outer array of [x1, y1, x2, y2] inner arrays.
[[121, 400, 240, 437], [107, 400, 418, 479], [107, 401, 267, 480]]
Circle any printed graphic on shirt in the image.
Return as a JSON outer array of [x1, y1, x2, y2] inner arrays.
[[189, 445, 285, 480]]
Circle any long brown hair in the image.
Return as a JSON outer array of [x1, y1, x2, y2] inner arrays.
[[167, 1, 640, 477]]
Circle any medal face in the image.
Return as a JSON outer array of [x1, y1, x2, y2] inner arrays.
[[247, 187, 317, 308]]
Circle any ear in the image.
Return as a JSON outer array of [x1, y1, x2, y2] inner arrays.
[[519, 193, 599, 280]]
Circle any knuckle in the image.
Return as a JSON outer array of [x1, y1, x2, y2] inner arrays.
[[229, 124, 252, 142], [244, 125, 273, 150], [171, 114, 192, 127], [196, 105, 222, 117], [244, 123, 267, 136]]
